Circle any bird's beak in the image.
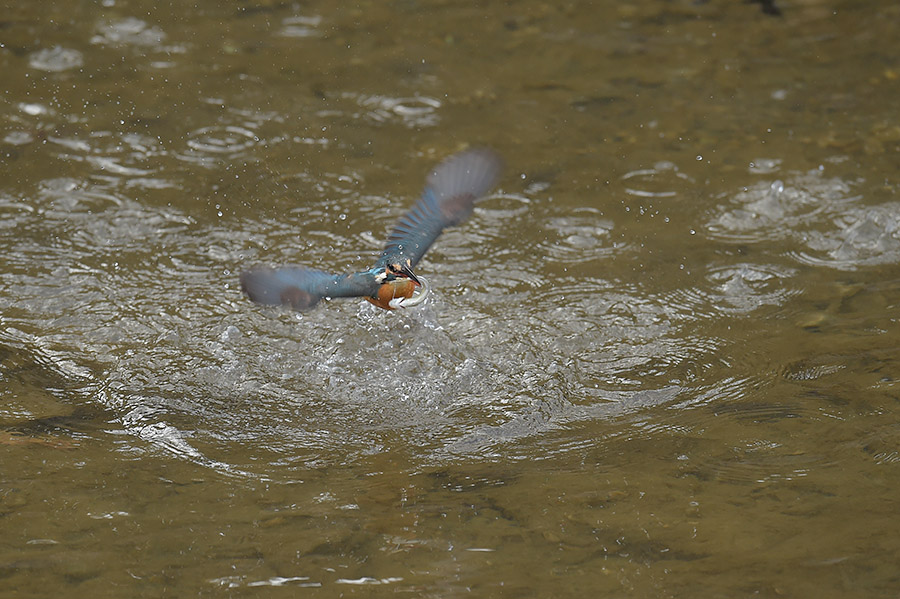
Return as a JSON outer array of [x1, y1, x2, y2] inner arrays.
[[398, 263, 422, 287]]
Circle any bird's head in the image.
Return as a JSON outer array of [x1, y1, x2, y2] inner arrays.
[[374, 259, 422, 287]]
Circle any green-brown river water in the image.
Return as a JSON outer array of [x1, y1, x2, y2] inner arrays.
[[2, 0, 899, 596]]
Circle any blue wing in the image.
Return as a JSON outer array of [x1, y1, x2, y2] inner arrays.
[[380, 148, 502, 269], [240, 266, 379, 311]]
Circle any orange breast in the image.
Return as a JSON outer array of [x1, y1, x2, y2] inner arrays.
[[366, 279, 419, 310]]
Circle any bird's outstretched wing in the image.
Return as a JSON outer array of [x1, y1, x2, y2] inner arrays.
[[379, 148, 502, 269], [240, 265, 378, 311]]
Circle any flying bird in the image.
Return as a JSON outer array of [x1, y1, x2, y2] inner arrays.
[[241, 148, 502, 311]]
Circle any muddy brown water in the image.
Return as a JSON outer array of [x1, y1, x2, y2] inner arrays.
[[2, 0, 900, 596]]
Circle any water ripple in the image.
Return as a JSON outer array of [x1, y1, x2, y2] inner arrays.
[[663, 262, 799, 319], [708, 169, 900, 271], [333, 93, 443, 128], [793, 202, 900, 269], [92, 17, 167, 47], [28, 47, 83, 72], [3, 156, 873, 477], [621, 161, 693, 198], [279, 15, 323, 38], [537, 207, 617, 263], [652, 377, 839, 483], [184, 125, 260, 156], [707, 170, 858, 243]]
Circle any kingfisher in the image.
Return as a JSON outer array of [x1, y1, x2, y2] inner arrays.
[[240, 148, 502, 311]]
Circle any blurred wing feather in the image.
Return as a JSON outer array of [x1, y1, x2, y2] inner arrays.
[[240, 266, 376, 311], [381, 148, 502, 268]]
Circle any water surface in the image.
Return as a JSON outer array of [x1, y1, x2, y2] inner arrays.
[[2, 0, 900, 596]]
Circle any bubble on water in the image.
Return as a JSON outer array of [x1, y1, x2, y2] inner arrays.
[[219, 325, 242, 343]]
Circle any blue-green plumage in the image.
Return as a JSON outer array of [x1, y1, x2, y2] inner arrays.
[[240, 266, 381, 311], [379, 148, 502, 270], [241, 148, 502, 311]]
